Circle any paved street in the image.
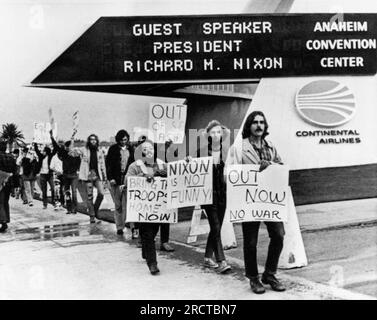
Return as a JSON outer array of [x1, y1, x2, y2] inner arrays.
[[0, 198, 376, 300]]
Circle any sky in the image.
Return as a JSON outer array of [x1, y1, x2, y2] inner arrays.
[[1, 0, 377, 143]]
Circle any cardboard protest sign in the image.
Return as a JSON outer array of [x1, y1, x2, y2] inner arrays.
[[148, 103, 187, 143], [226, 164, 289, 223], [33, 122, 57, 144], [167, 157, 213, 209], [126, 176, 177, 223]]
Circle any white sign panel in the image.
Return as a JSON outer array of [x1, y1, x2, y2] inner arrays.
[[126, 176, 177, 223], [226, 164, 289, 223], [167, 157, 213, 209], [33, 122, 57, 144], [149, 103, 187, 143]]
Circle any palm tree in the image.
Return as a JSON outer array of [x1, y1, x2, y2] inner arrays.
[[1, 123, 25, 152]]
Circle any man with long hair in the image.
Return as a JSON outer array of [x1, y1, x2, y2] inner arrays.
[[106, 129, 134, 235], [69, 133, 107, 223], [227, 111, 286, 294]]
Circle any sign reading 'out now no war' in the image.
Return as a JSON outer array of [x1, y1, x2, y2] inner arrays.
[[126, 176, 177, 223], [167, 157, 213, 209], [149, 103, 187, 144], [226, 164, 289, 223]]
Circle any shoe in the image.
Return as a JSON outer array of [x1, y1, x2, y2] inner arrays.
[[148, 264, 160, 275], [262, 273, 286, 292], [117, 229, 124, 235], [71, 210, 77, 215], [0, 223, 8, 233], [203, 258, 219, 269], [23, 200, 28, 205], [43, 205, 47, 210], [29, 202, 34, 207], [131, 228, 139, 239], [249, 276, 266, 294], [217, 260, 232, 274], [90, 217, 96, 224], [160, 242, 175, 252], [66, 211, 71, 214]]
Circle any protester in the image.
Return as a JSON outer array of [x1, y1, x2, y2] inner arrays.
[[19, 146, 38, 206], [0, 140, 17, 232], [124, 139, 167, 275], [227, 111, 286, 294], [190, 120, 232, 273], [11, 149, 20, 199], [69, 132, 107, 223], [106, 129, 135, 235], [50, 131, 81, 214], [34, 143, 58, 209]]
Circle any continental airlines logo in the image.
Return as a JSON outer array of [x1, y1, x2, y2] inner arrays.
[[295, 80, 356, 127]]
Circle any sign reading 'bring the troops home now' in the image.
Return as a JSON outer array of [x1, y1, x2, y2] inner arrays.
[[126, 176, 178, 223], [31, 14, 377, 85], [226, 165, 289, 223]]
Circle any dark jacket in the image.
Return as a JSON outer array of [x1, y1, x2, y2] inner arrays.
[[51, 137, 81, 175], [106, 143, 135, 185], [21, 157, 39, 179], [34, 144, 57, 175]]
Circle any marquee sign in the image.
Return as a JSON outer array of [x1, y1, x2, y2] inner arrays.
[[31, 14, 377, 85]]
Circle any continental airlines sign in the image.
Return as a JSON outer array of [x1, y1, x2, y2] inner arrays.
[[32, 14, 377, 85], [295, 80, 361, 145]]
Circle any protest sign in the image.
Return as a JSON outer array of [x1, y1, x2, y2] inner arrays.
[[148, 103, 187, 143], [167, 157, 213, 209], [126, 176, 177, 223], [48, 108, 55, 127], [226, 164, 289, 223], [33, 122, 57, 144]]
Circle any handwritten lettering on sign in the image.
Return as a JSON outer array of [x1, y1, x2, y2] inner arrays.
[[226, 165, 289, 222], [126, 176, 177, 223], [167, 157, 213, 209], [149, 103, 187, 144]]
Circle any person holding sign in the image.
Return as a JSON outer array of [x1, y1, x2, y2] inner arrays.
[[194, 120, 232, 274], [69, 132, 107, 224], [124, 139, 167, 275], [227, 111, 286, 294]]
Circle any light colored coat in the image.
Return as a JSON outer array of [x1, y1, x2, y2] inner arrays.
[[226, 138, 283, 166], [69, 147, 107, 181]]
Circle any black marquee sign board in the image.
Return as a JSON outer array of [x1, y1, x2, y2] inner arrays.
[[31, 13, 377, 86]]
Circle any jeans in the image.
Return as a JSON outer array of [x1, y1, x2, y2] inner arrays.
[[84, 178, 104, 218], [110, 184, 126, 231], [202, 204, 226, 262], [242, 221, 285, 278], [40, 174, 55, 207], [63, 174, 78, 212], [140, 223, 160, 266], [23, 179, 35, 203]]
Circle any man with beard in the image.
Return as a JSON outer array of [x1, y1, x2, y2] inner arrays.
[[106, 130, 134, 235], [69, 132, 107, 223], [227, 111, 286, 294]]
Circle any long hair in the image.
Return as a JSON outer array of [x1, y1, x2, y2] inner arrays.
[[242, 111, 269, 139], [115, 130, 130, 144], [86, 134, 99, 150]]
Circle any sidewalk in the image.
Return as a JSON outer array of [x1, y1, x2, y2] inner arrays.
[[1, 198, 375, 299]]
